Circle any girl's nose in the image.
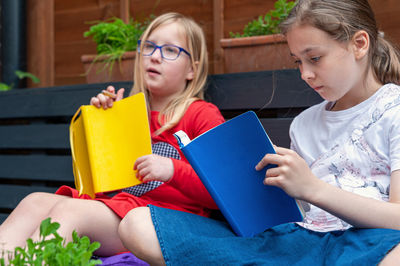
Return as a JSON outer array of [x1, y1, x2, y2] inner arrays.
[[150, 47, 162, 61], [300, 65, 315, 81]]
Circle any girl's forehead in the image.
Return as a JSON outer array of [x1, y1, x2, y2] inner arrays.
[[148, 22, 187, 44], [287, 24, 332, 52]]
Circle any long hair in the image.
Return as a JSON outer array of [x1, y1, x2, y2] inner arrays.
[[280, 0, 400, 85], [130, 12, 208, 135]]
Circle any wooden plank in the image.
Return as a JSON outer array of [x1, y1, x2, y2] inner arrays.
[[0, 82, 132, 119], [0, 155, 73, 182], [206, 69, 322, 111], [212, 0, 224, 74], [260, 118, 292, 148], [0, 184, 57, 210], [27, 0, 55, 88], [0, 125, 69, 149], [120, 0, 130, 23]]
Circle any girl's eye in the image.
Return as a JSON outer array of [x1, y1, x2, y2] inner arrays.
[[143, 44, 155, 51], [294, 59, 302, 65], [164, 46, 178, 55], [310, 56, 321, 63]]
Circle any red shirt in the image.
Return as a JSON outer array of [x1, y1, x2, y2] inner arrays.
[[57, 100, 225, 218]]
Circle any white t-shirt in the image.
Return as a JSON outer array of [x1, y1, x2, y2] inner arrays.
[[290, 83, 400, 232]]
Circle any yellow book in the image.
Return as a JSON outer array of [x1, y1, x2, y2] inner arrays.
[[69, 92, 152, 198]]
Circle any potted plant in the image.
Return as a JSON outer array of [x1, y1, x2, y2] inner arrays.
[[220, 0, 296, 73], [0, 218, 101, 265], [81, 16, 152, 83]]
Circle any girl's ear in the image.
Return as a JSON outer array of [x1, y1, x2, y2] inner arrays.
[[186, 61, 198, 81], [352, 30, 369, 60]]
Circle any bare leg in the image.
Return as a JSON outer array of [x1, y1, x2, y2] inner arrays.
[[119, 207, 165, 266], [380, 243, 400, 266], [28, 197, 127, 256], [0, 192, 127, 256], [0, 192, 67, 252]]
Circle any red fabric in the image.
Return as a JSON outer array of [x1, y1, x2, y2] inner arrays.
[[56, 100, 225, 218]]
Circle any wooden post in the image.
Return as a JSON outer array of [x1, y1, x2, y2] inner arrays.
[[120, 0, 130, 23], [26, 0, 54, 88], [213, 0, 224, 74]]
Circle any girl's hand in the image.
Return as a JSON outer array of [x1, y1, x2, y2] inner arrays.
[[134, 154, 174, 183], [90, 86, 125, 109], [255, 146, 321, 201]]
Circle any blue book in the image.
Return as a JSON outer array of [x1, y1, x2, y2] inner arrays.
[[174, 111, 304, 237]]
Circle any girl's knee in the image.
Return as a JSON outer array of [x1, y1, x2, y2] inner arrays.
[[380, 243, 400, 265], [119, 207, 150, 238], [18, 192, 53, 210]]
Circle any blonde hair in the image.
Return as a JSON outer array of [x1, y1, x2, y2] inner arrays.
[[280, 0, 400, 85], [130, 12, 208, 135]]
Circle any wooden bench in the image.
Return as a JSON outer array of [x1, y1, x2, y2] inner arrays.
[[0, 69, 322, 224]]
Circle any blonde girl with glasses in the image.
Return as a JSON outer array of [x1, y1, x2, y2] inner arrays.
[[0, 12, 224, 258], [117, 1, 400, 265]]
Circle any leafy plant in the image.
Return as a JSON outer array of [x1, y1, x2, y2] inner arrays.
[[230, 0, 296, 38], [83, 16, 153, 75], [0, 218, 101, 266], [0, 70, 40, 91]]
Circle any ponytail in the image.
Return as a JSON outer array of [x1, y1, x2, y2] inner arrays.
[[372, 35, 400, 85]]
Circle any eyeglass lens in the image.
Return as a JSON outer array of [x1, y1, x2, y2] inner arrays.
[[142, 42, 181, 60]]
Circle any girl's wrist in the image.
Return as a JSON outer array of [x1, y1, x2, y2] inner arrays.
[[302, 176, 327, 204]]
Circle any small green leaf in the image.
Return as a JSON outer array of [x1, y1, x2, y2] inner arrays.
[[40, 218, 60, 238], [0, 83, 11, 91], [15, 70, 40, 83]]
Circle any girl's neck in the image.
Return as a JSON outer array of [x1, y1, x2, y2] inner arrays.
[[332, 69, 383, 111], [149, 94, 173, 112]]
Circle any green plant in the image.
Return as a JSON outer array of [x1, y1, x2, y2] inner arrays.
[[0, 218, 101, 266], [230, 0, 296, 38], [83, 16, 153, 75], [0, 70, 40, 91]]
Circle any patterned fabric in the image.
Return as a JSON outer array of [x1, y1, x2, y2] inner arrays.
[[122, 142, 181, 197], [295, 84, 400, 232]]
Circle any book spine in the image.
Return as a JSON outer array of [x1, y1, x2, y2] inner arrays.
[[81, 107, 95, 193], [182, 146, 244, 236]]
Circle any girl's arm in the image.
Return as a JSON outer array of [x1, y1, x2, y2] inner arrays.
[[308, 169, 400, 230], [257, 146, 400, 230]]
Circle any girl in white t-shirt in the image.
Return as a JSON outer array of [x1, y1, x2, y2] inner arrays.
[[117, 1, 400, 265]]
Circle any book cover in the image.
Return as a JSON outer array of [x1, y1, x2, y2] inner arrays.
[[174, 111, 303, 237], [70, 92, 152, 198]]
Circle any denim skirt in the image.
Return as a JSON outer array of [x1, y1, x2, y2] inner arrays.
[[149, 205, 400, 266]]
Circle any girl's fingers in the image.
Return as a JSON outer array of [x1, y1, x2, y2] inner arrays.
[[116, 88, 125, 101], [265, 166, 280, 177], [263, 175, 283, 187], [106, 86, 116, 94], [255, 153, 281, 170], [274, 146, 292, 155], [90, 97, 100, 108]]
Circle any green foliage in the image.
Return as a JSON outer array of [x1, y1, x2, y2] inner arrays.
[[230, 0, 296, 38], [0, 218, 101, 266], [0, 71, 40, 91], [83, 16, 153, 76], [84, 17, 152, 56]]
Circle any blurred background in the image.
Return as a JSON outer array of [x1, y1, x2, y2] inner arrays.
[[0, 0, 399, 88]]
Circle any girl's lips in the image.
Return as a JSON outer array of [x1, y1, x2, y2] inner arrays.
[[147, 68, 160, 75], [313, 86, 323, 91]]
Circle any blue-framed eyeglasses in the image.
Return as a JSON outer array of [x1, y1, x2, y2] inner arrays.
[[137, 40, 191, 61]]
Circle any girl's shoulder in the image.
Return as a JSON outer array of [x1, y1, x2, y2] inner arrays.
[[186, 99, 223, 117], [187, 99, 220, 111], [293, 100, 327, 123]]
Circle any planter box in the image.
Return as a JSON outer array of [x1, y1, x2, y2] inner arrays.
[[220, 34, 297, 73], [81, 51, 136, 83]]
